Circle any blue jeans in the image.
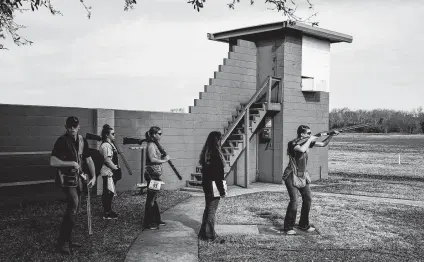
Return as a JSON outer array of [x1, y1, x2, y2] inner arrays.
[[102, 176, 117, 213], [199, 185, 220, 240], [283, 173, 312, 231], [143, 180, 162, 227], [58, 185, 81, 244]]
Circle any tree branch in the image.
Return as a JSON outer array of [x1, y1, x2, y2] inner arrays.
[[1, 0, 318, 50]]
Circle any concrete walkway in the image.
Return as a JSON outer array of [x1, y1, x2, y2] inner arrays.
[[124, 182, 424, 262]]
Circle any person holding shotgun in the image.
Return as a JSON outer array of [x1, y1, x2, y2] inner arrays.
[[99, 124, 121, 220], [50, 116, 96, 255], [282, 125, 339, 235], [143, 126, 170, 230]]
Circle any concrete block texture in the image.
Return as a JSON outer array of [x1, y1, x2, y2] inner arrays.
[[205, 85, 257, 96], [219, 65, 256, 76], [214, 72, 256, 83], [199, 92, 253, 102], [232, 46, 257, 56], [223, 58, 257, 70], [209, 78, 257, 89], [237, 39, 257, 49], [228, 52, 256, 63]]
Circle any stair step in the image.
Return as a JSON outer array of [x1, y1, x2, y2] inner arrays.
[[249, 115, 260, 121], [251, 102, 265, 108], [228, 134, 244, 140], [250, 108, 265, 113], [226, 139, 243, 143], [222, 146, 239, 150], [222, 151, 235, 156], [186, 180, 202, 187], [191, 173, 202, 181]]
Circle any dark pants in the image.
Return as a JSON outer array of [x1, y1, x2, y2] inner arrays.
[[283, 173, 312, 231], [102, 176, 117, 213], [143, 180, 162, 227], [58, 186, 81, 244], [198, 189, 220, 240]]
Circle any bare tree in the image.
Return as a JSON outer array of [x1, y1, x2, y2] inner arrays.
[[170, 108, 186, 113], [0, 0, 316, 50], [329, 107, 424, 134]]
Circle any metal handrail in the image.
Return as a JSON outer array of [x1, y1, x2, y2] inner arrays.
[[221, 76, 281, 145]]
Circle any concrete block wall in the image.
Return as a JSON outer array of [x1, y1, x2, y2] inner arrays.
[[189, 39, 259, 186], [94, 109, 115, 195], [190, 39, 257, 115], [0, 104, 95, 184], [114, 110, 198, 191], [277, 34, 330, 182]]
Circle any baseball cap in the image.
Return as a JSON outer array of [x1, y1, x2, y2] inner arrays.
[[66, 116, 79, 128]]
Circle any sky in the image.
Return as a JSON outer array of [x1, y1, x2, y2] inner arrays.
[[0, 0, 423, 112]]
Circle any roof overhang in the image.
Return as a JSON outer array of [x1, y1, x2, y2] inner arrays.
[[207, 21, 353, 44]]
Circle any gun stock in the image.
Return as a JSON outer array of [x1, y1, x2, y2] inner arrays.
[[86, 133, 102, 141], [123, 137, 145, 145]]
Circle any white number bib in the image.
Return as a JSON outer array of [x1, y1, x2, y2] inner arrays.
[[148, 180, 164, 191], [212, 180, 227, 197]]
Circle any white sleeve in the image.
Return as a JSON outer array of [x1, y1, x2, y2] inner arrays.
[[99, 143, 113, 159]]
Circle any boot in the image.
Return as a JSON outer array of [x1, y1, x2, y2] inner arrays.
[[57, 241, 71, 255]]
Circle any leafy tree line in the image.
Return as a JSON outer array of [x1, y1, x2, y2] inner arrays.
[[329, 107, 424, 134], [1, 0, 317, 50]]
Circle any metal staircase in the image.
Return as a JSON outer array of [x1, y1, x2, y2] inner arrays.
[[184, 76, 281, 190]]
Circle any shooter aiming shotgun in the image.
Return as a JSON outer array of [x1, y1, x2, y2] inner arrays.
[[295, 119, 383, 145], [123, 132, 183, 180]]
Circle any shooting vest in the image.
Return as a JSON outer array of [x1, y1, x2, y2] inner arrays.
[[99, 142, 119, 176], [58, 134, 85, 188]]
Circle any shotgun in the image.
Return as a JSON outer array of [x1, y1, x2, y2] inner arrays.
[[296, 118, 384, 145], [85, 133, 133, 176], [145, 131, 183, 180], [123, 133, 183, 180]]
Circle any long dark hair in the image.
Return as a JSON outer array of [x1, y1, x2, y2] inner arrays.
[[199, 131, 222, 166], [101, 124, 113, 142], [145, 126, 161, 141]]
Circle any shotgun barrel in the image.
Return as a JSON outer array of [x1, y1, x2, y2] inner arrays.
[[85, 133, 133, 176], [145, 131, 183, 180]]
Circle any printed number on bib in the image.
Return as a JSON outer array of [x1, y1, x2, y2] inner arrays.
[[149, 180, 164, 191]]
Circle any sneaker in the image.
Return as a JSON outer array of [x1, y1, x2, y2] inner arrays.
[[285, 230, 297, 235], [298, 225, 315, 232], [109, 211, 118, 219], [70, 242, 82, 248], [159, 220, 166, 226], [149, 225, 159, 230], [103, 212, 118, 220], [57, 242, 71, 255]]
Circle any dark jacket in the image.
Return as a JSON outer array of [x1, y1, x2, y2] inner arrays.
[[201, 149, 225, 197]]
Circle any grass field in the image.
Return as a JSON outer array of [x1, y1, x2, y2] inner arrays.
[[199, 133, 424, 261], [0, 190, 191, 261], [328, 133, 424, 179], [200, 191, 424, 262]]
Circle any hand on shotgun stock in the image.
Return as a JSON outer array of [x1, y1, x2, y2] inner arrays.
[[72, 162, 81, 169]]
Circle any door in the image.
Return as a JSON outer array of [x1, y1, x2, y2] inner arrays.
[[256, 41, 275, 182]]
